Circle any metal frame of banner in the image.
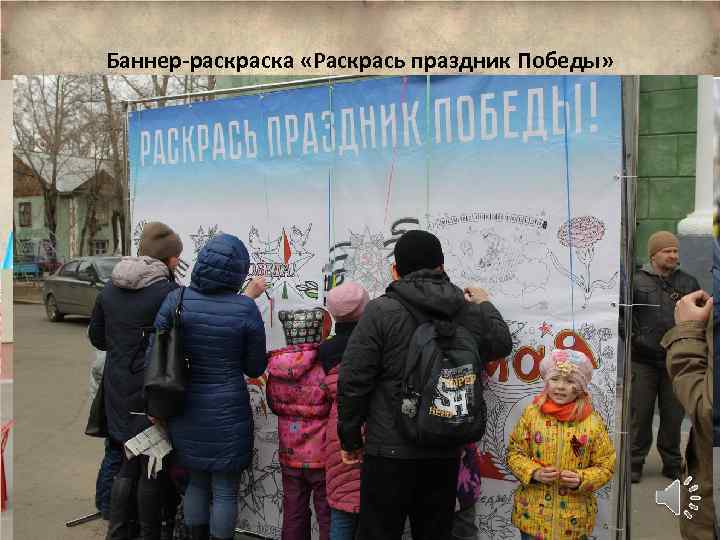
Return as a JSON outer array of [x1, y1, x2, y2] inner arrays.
[[124, 75, 365, 109], [614, 75, 640, 540], [121, 75, 639, 540], [123, 101, 131, 256]]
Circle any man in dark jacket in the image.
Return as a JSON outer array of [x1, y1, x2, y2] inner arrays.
[[89, 222, 183, 540], [337, 230, 512, 540], [630, 230, 701, 483]]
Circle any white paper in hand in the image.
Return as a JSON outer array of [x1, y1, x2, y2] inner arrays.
[[123, 424, 173, 478]]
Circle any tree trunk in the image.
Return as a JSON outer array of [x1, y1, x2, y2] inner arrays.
[[78, 190, 100, 256], [111, 210, 120, 254], [118, 212, 126, 255], [43, 188, 58, 258], [78, 215, 87, 257], [87, 207, 98, 255], [101, 76, 127, 255], [48, 76, 66, 259]]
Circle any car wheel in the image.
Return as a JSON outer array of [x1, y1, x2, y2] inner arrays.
[[45, 294, 64, 322]]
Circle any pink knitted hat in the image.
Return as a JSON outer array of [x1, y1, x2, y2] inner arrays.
[[539, 349, 594, 395], [326, 282, 370, 322]]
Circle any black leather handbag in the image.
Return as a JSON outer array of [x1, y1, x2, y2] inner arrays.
[[144, 287, 188, 419], [85, 373, 108, 437]]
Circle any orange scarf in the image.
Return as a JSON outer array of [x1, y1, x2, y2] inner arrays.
[[534, 395, 593, 422]]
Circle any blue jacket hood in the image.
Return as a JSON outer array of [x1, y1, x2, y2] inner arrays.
[[191, 234, 250, 293]]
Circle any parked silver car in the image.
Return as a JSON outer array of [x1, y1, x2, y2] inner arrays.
[[43, 256, 121, 321]]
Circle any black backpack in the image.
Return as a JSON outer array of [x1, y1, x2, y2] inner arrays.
[[390, 293, 487, 448]]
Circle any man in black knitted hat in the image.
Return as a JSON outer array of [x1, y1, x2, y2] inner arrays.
[[337, 229, 512, 540], [392, 229, 445, 277]]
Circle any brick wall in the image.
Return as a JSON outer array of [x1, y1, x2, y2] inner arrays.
[[635, 76, 698, 267]]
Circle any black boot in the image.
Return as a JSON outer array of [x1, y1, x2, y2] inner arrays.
[[137, 476, 163, 540], [159, 481, 180, 540], [105, 477, 135, 540], [189, 524, 210, 540], [159, 519, 175, 540], [631, 464, 642, 484], [662, 464, 681, 480], [139, 520, 162, 540]]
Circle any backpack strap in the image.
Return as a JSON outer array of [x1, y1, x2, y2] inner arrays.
[[386, 291, 431, 326], [386, 292, 438, 396], [657, 276, 683, 302], [173, 286, 186, 327], [131, 287, 185, 375]]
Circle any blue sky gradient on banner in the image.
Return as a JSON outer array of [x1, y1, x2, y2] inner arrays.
[[129, 76, 620, 213]]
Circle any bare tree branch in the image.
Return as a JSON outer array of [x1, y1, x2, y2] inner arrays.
[[120, 75, 147, 99]]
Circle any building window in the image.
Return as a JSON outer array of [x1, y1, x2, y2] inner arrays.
[[19, 202, 32, 228], [92, 240, 109, 255], [95, 202, 109, 225]]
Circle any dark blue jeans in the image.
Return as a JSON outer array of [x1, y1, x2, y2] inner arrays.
[[95, 438, 123, 517], [330, 508, 358, 540]]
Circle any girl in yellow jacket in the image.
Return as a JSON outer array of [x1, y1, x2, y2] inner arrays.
[[507, 349, 616, 540]]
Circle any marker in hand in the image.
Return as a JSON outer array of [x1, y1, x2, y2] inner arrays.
[[243, 276, 267, 300]]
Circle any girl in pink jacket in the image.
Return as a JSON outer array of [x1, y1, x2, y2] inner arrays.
[[266, 308, 333, 540], [319, 282, 369, 540]]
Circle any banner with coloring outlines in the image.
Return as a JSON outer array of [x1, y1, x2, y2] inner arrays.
[[128, 75, 623, 539]]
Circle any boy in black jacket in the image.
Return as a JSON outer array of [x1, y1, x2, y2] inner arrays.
[[337, 230, 512, 540]]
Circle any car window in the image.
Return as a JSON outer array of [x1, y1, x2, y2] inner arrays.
[[95, 258, 121, 279], [77, 261, 97, 282], [60, 261, 79, 277]]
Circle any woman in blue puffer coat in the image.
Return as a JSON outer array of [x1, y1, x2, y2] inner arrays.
[[152, 234, 267, 540]]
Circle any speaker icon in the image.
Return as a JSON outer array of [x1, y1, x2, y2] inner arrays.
[[655, 479, 681, 516], [655, 476, 703, 519]]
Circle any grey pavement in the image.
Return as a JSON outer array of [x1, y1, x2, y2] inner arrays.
[[13, 303, 690, 540], [13, 304, 257, 540], [629, 416, 687, 540], [14, 304, 107, 540]]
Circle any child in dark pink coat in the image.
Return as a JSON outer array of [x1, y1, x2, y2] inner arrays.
[[266, 308, 333, 540], [318, 282, 369, 540]]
